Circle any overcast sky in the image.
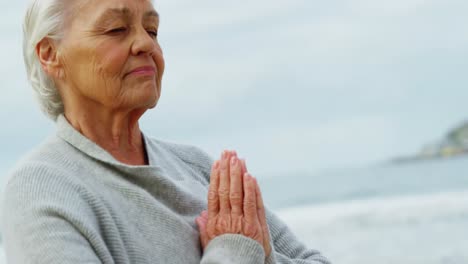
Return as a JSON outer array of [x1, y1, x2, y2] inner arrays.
[[1, 0, 468, 179]]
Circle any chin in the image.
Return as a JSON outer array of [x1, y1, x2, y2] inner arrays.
[[142, 91, 160, 109], [123, 82, 160, 110], [147, 98, 159, 109], [139, 84, 160, 106]]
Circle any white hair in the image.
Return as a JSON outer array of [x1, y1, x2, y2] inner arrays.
[[23, 0, 70, 120]]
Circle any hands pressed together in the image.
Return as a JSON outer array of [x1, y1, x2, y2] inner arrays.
[[196, 150, 272, 257]]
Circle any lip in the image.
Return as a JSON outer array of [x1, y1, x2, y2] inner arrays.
[[127, 66, 156, 77]]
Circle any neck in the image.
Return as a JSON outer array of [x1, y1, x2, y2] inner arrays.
[[63, 99, 148, 166]]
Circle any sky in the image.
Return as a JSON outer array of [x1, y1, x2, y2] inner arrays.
[[1, 0, 468, 179]]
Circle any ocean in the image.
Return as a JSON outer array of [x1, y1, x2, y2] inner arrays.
[[1, 157, 467, 263], [261, 156, 468, 263]]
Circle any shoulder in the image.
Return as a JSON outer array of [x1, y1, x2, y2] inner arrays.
[[0, 144, 101, 239], [145, 137, 214, 182], [2, 154, 90, 212], [0, 149, 102, 263], [6, 134, 78, 178], [1, 136, 93, 218], [1, 160, 90, 234]]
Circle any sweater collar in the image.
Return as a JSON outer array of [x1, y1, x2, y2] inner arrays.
[[56, 114, 160, 171]]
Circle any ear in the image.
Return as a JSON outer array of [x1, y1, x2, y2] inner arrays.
[[36, 38, 63, 79]]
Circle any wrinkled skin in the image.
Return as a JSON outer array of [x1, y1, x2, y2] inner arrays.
[[196, 150, 271, 258], [36, 0, 164, 165]]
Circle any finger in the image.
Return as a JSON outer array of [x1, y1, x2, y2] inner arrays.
[[207, 160, 220, 219], [196, 217, 208, 249], [201, 211, 210, 247], [196, 216, 207, 233], [253, 179, 266, 224], [243, 173, 258, 224], [201, 210, 208, 219], [230, 150, 238, 158], [229, 156, 243, 216], [254, 178, 271, 255], [201, 210, 209, 225], [218, 150, 232, 214], [240, 159, 248, 174]]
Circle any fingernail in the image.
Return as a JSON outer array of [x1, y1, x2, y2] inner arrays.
[[213, 160, 219, 169], [230, 156, 237, 166], [222, 150, 227, 159]]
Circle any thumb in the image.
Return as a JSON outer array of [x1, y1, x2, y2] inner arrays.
[[196, 213, 209, 249]]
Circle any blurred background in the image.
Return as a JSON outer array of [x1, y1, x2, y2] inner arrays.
[[1, 0, 468, 263]]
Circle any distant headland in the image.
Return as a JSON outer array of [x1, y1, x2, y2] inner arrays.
[[393, 121, 468, 163]]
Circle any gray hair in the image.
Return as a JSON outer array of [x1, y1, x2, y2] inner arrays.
[[23, 0, 69, 120]]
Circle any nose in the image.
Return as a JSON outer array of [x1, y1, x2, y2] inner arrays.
[[130, 27, 157, 56]]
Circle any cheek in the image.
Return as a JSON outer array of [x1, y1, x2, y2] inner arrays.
[[94, 43, 128, 79], [62, 40, 130, 103], [153, 49, 165, 77], [64, 41, 127, 84]]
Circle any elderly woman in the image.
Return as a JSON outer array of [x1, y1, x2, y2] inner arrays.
[[1, 0, 330, 263]]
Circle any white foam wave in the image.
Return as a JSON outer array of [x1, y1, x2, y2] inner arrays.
[[277, 190, 468, 227], [275, 190, 468, 264]]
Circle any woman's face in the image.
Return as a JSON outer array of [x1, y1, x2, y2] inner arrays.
[[57, 0, 164, 111]]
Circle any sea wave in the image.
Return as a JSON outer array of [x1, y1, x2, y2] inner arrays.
[[277, 189, 468, 226], [276, 190, 468, 264]]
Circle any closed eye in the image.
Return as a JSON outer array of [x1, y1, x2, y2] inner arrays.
[[147, 30, 158, 38], [107, 27, 127, 35]]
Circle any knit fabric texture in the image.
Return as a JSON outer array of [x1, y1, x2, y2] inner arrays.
[[1, 115, 330, 264]]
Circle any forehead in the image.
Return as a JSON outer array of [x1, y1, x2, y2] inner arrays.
[[73, 0, 157, 23]]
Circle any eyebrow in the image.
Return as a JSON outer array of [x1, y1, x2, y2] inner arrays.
[[93, 7, 159, 27], [144, 10, 159, 19]]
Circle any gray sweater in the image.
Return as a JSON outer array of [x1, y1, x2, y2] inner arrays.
[[1, 115, 330, 264]]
